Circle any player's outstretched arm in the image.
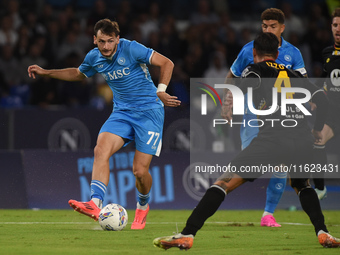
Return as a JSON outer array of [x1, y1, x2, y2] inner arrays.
[[151, 52, 181, 107], [27, 65, 86, 82]]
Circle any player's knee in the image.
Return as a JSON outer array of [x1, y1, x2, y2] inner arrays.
[[132, 165, 149, 180], [94, 144, 111, 160], [290, 178, 311, 192]]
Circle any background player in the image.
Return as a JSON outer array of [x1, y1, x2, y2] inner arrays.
[[223, 8, 307, 227], [312, 7, 340, 200], [27, 18, 181, 230], [153, 32, 340, 250]]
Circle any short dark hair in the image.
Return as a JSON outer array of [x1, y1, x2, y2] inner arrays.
[[253, 32, 279, 57], [94, 18, 120, 36], [261, 8, 285, 24], [332, 8, 340, 20]]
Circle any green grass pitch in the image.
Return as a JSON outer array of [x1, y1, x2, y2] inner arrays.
[[0, 209, 339, 254]]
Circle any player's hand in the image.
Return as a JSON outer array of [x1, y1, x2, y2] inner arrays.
[[309, 102, 317, 111], [312, 129, 323, 144], [221, 90, 233, 122], [27, 65, 46, 79], [157, 92, 181, 107]]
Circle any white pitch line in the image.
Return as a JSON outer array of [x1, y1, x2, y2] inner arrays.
[[1, 221, 338, 226]]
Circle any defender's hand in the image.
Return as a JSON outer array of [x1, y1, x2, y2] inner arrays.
[[312, 129, 323, 144], [157, 92, 181, 107]]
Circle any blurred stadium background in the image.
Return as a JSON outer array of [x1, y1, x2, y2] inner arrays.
[[0, 0, 339, 210]]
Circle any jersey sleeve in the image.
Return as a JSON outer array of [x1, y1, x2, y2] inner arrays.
[[291, 48, 307, 76], [129, 40, 154, 64], [230, 44, 253, 77], [239, 65, 261, 93], [78, 51, 97, 78]]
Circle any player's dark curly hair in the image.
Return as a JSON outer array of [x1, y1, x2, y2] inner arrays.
[[94, 18, 120, 36], [253, 32, 279, 57], [332, 8, 340, 19], [261, 8, 285, 24]]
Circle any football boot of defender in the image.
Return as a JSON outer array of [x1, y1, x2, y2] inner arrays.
[[68, 199, 100, 221], [318, 232, 340, 248], [261, 215, 281, 227], [315, 187, 327, 200], [131, 204, 149, 229], [153, 233, 194, 250]]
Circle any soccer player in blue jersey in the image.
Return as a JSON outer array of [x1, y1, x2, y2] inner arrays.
[[223, 8, 307, 227], [28, 18, 181, 230]]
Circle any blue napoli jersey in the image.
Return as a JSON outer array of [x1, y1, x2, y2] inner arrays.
[[230, 37, 307, 149], [230, 37, 306, 77], [79, 38, 163, 110]]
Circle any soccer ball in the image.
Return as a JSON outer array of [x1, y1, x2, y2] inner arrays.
[[98, 203, 128, 231]]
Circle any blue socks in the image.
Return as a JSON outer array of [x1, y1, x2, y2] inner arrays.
[[137, 191, 150, 206], [91, 180, 107, 201], [264, 172, 287, 214]]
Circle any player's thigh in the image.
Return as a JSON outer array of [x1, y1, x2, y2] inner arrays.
[[289, 177, 310, 194], [134, 108, 164, 157], [99, 110, 135, 145], [230, 137, 280, 180], [95, 132, 125, 157]]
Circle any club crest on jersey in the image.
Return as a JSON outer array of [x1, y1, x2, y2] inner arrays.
[[118, 57, 126, 65], [284, 55, 292, 62], [332, 50, 340, 56]]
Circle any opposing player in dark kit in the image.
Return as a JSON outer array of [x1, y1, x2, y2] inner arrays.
[[153, 32, 340, 250], [312, 7, 340, 200], [223, 8, 307, 227]]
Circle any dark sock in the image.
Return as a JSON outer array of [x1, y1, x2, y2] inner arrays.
[[182, 185, 226, 236], [313, 145, 326, 190], [299, 188, 328, 235]]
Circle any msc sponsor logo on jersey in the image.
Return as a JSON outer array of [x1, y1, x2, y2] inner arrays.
[[330, 69, 340, 87], [101, 67, 130, 81]]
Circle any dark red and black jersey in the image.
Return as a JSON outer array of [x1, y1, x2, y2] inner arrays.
[[322, 45, 340, 107], [239, 60, 328, 136]]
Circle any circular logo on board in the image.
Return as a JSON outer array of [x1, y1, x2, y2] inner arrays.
[[163, 119, 206, 152], [182, 162, 220, 201], [48, 118, 91, 151]]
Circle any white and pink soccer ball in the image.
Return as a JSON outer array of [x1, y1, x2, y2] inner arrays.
[[98, 203, 128, 231]]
